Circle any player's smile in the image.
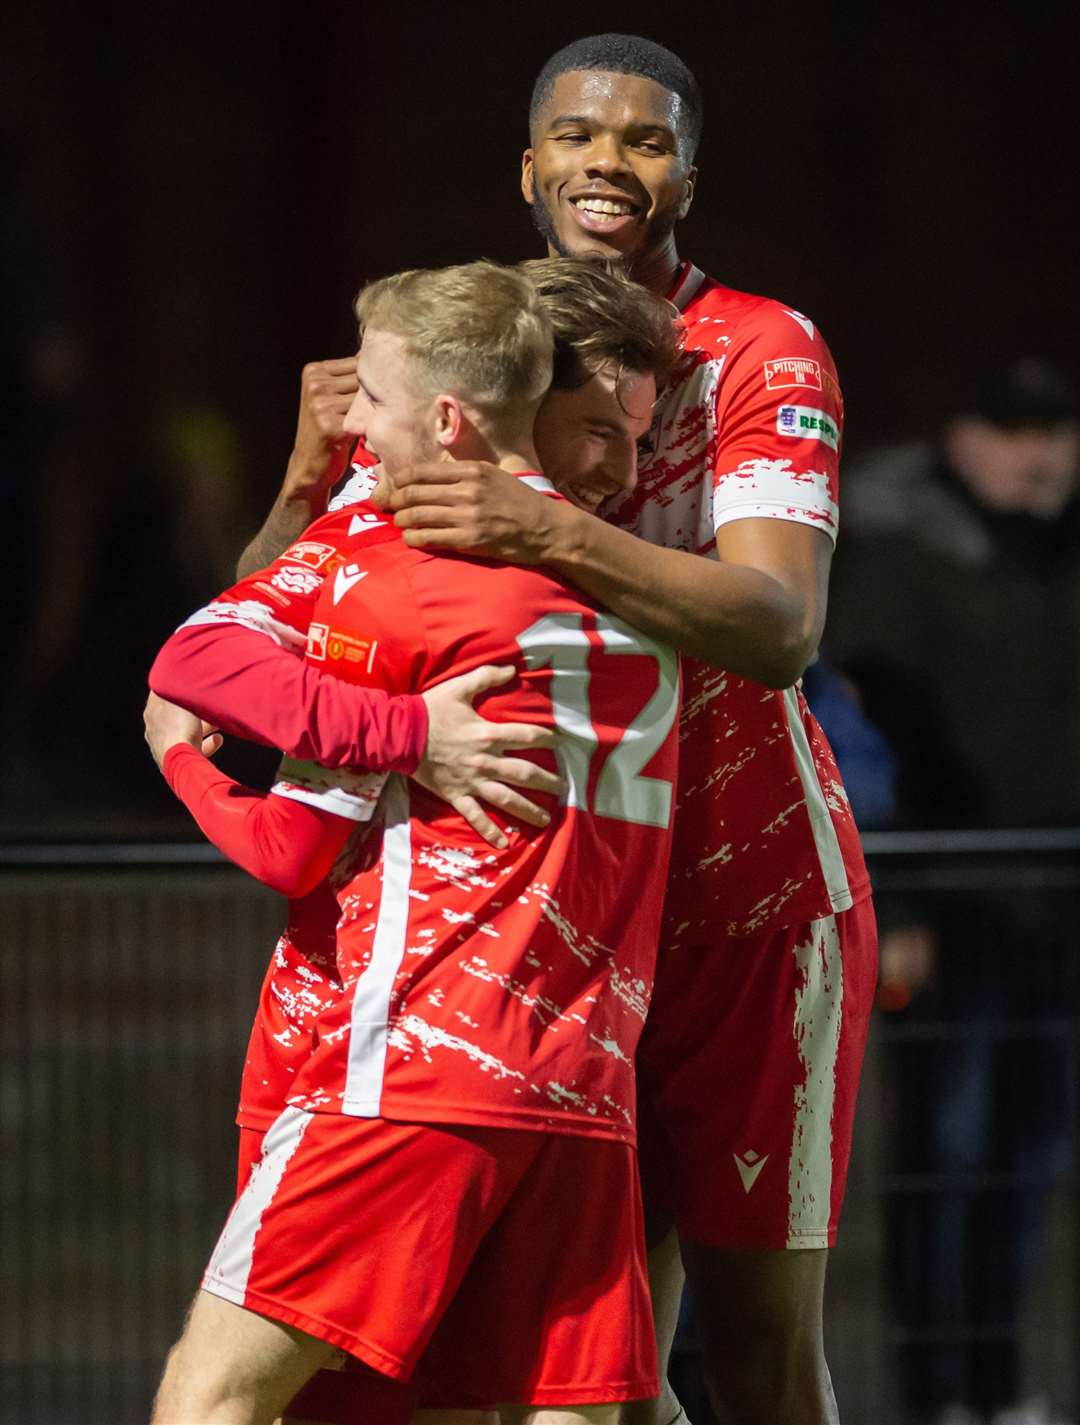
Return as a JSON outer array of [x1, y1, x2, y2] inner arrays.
[[566, 185, 643, 238]]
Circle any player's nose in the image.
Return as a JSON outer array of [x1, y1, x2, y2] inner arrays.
[[606, 444, 637, 495], [584, 134, 631, 178], [343, 392, 366, 438]]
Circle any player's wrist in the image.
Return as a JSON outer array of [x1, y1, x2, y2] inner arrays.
[[160, 740, 201, 781], [281, 448, 338, 505], [544, 498, 591, 568]]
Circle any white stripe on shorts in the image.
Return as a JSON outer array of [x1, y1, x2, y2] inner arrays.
[[783, 687, 852, 913], [787, 914, 843, 1248], [202, 1106, 313, 1304], [342, 775, 413, 1116]]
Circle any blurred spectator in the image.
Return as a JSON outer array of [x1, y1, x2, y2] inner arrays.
[[829, 357, 1080, 1425], [29, 401, 259, 827], [801, 652, 899, 831]]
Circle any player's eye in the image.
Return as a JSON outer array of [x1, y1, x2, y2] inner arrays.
[[554, 131, 589, 144], [636, 436, 654, 460], [638, 141, 666, 155]]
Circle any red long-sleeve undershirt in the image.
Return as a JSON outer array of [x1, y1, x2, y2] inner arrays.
[[162, 743, 354, 898], [149, 623, 427, 773]]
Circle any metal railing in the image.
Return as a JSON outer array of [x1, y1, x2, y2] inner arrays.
[[1, 835, 1077, 1425]]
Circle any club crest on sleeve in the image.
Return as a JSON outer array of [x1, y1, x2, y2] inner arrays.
[[281, 541, 337, 569]]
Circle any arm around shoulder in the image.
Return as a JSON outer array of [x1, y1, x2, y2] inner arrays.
[[544, 501, 830, 685]]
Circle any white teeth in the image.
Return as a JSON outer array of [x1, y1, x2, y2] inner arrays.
[[573, 197, 635, 217]]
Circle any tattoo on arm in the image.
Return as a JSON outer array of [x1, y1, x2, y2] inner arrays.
[[236, 500, 316, 579]]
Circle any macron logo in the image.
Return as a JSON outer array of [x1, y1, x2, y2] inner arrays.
[[349, 512, 385, 535], [733, 1150, 769, 1194], [333, 563, 368, 605], [784, 309, 815, 340]]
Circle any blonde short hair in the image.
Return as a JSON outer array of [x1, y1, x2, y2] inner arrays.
[[354, 261, 554, 435]]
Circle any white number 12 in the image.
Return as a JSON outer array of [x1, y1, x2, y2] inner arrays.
[[516, 612, 679, 828]]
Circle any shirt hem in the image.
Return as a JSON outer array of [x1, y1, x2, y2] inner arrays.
[[663, 872, 872, 947], [301, 1096, 636, 1145]]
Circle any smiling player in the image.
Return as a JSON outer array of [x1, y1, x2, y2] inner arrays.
[[223, 33, 875, 1425], [368, 38, 876, 1425], [148, 259, 680, 1425]]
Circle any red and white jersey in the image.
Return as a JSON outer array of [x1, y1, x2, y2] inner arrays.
[[608, 263, 869, 943], [190, 482, 679, 1141], [173, 511, 390, 1129], [239, 888, 342, 1130]]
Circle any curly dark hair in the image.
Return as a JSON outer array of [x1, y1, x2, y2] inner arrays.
[[530, 33, 703, 159]]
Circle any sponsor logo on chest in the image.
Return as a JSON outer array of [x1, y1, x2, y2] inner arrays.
[[306, 621, 378, 671]]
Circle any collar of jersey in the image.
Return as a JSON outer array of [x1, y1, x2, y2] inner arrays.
[[667, 261, 708, 313], [516, 470, 558, 496]]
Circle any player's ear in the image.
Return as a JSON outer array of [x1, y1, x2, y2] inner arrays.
[[678, 166, 697, 221], [521, 149, 536, 206], [433, 394, 463, 448]]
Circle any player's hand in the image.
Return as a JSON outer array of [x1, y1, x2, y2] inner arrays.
[[415, 665, 565, 849], [283, 356, 359, 500], [375, 461, 563, 564], [143, 692, 223, 771], [876, 923, 938, 1012]]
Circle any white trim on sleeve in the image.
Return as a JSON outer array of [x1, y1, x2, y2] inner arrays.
[[342, 776, 413, 1114], [271, 756, 387, 823], [179, 600, 309, 653]]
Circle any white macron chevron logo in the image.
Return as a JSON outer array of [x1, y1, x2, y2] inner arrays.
[[333, 564, 368, 605], [349, 512, 384, 534], [733, 1149, 769, 1194]]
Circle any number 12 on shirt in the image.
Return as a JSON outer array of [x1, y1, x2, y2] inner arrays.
[[516, 612, 679, 828]]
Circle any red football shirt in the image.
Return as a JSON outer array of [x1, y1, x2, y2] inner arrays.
[[155, 478, 680, 1142], [154, 509, 398, 1129], [606, 262, 870, 944]]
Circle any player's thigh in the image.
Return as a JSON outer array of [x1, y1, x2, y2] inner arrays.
[[154, 1287, 335, 1424], [680, 1242, 829, 1362], [638, 904, 877, 1252], [418, 1137, 655, 1409], [500, 1405, 620, 1425], [619, 1228, 685, 1425]]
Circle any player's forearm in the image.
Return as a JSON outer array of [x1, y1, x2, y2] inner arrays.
[[236, 482, 326, 579], [162, 744, 353, 897], [547, 504, 814, 686], [150, 625, 427, 773]]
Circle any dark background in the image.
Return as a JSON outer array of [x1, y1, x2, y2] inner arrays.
[[3, 12, 1079, 1420], [3, 0, 1079, 831]]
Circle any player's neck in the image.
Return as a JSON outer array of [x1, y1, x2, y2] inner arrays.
[[449, 427, 539, 474], [626, 235, 683, 297]]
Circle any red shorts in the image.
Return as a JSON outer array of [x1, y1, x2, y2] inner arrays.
[[637, 899, 878, 1250], [210, 1110, 656, 1409]]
